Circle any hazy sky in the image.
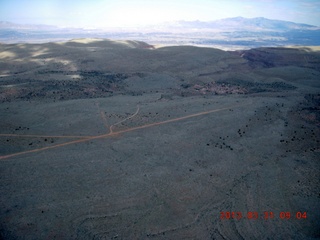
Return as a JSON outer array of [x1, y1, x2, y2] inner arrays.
[[1, 0, 320, 28]]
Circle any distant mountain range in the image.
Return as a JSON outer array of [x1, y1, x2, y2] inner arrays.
[[157, 17, 318, 31], [1, 17, 319, 48], [1, 17, 318, 32], [0, 21, 61, 30]]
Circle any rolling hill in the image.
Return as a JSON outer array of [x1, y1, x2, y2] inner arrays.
[[0, 38, 319, 239]]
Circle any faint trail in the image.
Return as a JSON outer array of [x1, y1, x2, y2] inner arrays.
[[0, 104, 246, 160], [109, 105, 140, 133], [147, 201, 213, 237], [95, 101, 110, 133], [100, 111, 109, 131], [0, 134, 91, 139]]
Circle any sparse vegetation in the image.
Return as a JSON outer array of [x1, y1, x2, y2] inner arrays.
[[0, 39, 319, 240]]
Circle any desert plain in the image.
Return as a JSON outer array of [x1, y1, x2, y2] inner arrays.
[[0, 39, 319, 239]]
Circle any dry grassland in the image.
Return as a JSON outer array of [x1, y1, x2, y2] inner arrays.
[[0, 39, 319, 239]]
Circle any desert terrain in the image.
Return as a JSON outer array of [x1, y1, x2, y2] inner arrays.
[[0, 38, 319, 239]]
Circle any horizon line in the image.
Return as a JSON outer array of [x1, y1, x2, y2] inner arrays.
[[0, 16, 318, 29]]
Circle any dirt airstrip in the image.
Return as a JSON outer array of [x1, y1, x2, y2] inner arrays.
[[0, 39, 319, 239]]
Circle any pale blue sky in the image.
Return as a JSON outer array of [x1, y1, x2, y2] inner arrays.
[[0, 0, 319, 28]]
